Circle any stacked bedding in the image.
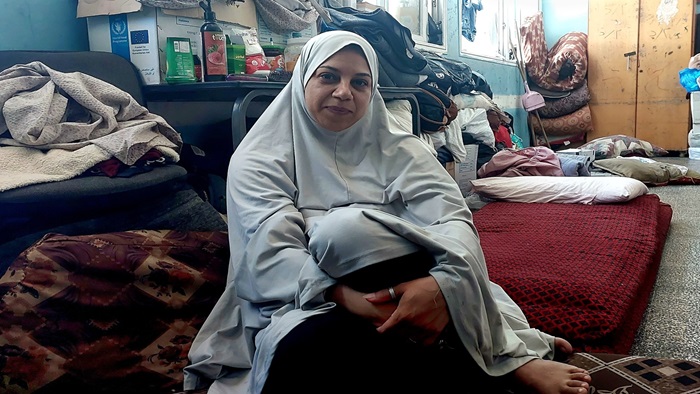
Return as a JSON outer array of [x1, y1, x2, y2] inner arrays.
[[521, 12, 592, 146]]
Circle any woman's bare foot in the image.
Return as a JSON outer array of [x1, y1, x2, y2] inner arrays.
[[513, 359, 591, 394]]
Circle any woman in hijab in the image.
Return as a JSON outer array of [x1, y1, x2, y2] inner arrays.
[[184, 30, 591, 394]]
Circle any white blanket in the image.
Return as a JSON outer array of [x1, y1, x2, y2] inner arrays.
[[0, 61, 182, 192]]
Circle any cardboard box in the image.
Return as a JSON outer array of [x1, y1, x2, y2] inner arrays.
[[78, 0, 257, 27], [87, 6, 160, 84], [557, 148, 595, 167], [445, 145, 478, 197], [77, 0, 142, 17], [86, 7, 256, 84]]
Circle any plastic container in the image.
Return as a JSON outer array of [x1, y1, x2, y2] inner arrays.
[[689, 129, 700, 148], [284, 34, 309, 72], [689, 147, 700, 160]]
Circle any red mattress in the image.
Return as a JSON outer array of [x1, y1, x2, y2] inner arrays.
[[473, 194, 672, 354]]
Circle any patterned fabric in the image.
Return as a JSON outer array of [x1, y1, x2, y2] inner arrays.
[[579, 135, 669, 160], [539, 82, 591, 118], [568, 353, 700, 393], [530, 104, 593, 137], [473, 194, 672, 354], [0, 230, 229, 394], [520, 12, 588, 92]]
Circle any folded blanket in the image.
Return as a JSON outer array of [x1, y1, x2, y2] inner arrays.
[[0, 61, 182, 191], [557, 153, 591, 176]]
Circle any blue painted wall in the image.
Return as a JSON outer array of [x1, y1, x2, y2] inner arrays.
[[541, 0, 588, 49], [443, 0, 529, 144], [0, 0, 592, 147], [0, 0, 88, 51]]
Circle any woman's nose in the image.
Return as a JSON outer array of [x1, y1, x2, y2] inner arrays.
[[332, 80, 352, 100]]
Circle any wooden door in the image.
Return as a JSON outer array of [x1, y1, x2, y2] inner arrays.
[[588, 0, 694, 151], [588, 0, 640, 143], [636, 0, 694, 149]]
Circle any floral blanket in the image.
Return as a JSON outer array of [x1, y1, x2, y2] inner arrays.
[[520, 12, 588, 92]]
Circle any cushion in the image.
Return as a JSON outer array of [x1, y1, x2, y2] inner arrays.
[[579, 135, 669, 160], [529, 104, 593, 137], [470, 175, 648, 204], [592, 157, 700, 185], [0, 230, 229, 393], [538, 82, 591, 118]]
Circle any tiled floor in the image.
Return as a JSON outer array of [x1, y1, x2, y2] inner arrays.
[[630, 156, 700, 361]]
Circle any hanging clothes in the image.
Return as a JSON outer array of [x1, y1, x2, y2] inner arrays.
[[461, 0, 483, 42]]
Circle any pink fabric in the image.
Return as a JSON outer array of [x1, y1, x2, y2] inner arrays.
[[477, 146, 564, 178]]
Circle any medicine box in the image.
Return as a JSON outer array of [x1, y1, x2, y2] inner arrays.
[[86, 6, 256, 84]]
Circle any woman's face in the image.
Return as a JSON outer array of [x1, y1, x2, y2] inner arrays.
[[304, 47, 372, 132]]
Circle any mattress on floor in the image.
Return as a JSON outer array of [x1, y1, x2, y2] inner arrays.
[[473, 193, 672, 354]]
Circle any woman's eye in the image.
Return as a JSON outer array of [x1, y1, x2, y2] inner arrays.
[[319, 73, 338, 81], [353, 79, 370, 87]]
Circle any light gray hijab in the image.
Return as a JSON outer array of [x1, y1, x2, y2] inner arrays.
[[230, 30, 424, 215], [186, 30, 557, 394]]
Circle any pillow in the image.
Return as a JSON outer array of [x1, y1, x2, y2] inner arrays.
[[530, 104, 593, 137], [539, 82, 591, 119], [0, 230, 229, 393], [470, 176, 648, 204], [593, 158, 700, 185], [579, 135, 668, 159]]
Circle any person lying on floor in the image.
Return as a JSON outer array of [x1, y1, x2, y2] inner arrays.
[[184, 30, 591, 394]]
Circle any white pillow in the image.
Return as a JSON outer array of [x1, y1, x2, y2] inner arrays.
[[469, 176, 649, 204]]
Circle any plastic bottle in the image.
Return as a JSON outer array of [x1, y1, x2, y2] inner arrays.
[[284, 33, 309, 73], [199, 0, 227, 81], [689, 129, 700, 148]]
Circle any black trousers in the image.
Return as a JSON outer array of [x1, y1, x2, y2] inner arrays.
[[262, 251, 504, 394]]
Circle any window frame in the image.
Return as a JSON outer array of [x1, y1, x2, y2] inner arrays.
[[459, 0, 540, 64], [361, 0, 448, 53]]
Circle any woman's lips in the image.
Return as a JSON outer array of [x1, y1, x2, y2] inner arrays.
[[326, 106, 351, 114]]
